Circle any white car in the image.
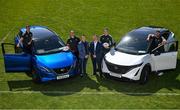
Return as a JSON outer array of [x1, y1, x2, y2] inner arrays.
[[102, 26, 178, 84]]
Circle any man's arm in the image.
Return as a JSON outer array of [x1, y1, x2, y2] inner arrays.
[[161, 37, 167, 45], [17, 37, 23, 47], [147, 34, 154, 41]]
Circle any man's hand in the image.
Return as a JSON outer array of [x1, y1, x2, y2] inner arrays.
[[93, 55, 96, 58], [85, 55, 89, 58], [28, 42, 31, 45], [17, 43, 20, 48]]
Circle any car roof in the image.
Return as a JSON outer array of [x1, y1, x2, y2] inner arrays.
[[128, 26, 169, 38], [20, 26, 57, 40]]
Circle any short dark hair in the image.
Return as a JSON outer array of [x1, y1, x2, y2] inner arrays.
[[156, 30, 160, 33], [26, 25, 30, 29]]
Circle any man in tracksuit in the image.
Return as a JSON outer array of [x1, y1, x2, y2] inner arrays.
[[67, 30, 80, 58], [99, 28, 114, 76], [77, 35, 89, 77], [89, 35, 102, 75]]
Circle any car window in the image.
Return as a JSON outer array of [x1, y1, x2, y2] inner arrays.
[[33, 36, 65, 55]]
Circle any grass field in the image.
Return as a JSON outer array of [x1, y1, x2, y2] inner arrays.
[[0, 0, 180, 109]]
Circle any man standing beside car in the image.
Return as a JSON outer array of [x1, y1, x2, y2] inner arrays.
[[67, 30, 80, 58], [99, 28, 114, 76], [17, 25, 33, 54], [89, 35, 102, 75], [147, 30, 167, 76], [77, 35, 89, 77]]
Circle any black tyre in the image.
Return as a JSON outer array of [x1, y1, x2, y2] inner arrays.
[[32, 72, 41, 83], [139, 65, 150, 84]]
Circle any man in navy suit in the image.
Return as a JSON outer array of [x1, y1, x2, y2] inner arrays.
[[77, 35, 89, 77], [89, 35, 102, 76]]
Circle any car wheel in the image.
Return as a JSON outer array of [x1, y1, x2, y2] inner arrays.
[[139, 65, 150, 84], [32, 71, 41, 83]]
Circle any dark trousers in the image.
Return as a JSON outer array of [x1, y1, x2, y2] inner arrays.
[[99, 49, 110, 75], [91, 56, 97, 74], [79, 58, 88, 74], [91, 55, 101, 75]]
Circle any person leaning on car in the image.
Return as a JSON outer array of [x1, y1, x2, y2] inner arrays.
[[147, 30, 167, 53], [67, 30, 80, 58], [89, 34, 102, 75], [17, 25, 33, 54], [99, 28, 114, 76], [147, 30, 167, 76], [77, 35, 89, 77]]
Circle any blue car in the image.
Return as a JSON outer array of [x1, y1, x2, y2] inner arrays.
[[1, 26, 78, 83]]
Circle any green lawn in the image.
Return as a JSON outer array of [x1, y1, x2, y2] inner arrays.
[[0, 0, 180, 109]]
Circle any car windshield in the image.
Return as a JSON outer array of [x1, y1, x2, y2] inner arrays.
[[115, 34, 149, 55], [33, 36, 65, 55]]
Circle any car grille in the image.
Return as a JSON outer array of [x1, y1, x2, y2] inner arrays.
[[53, 66, 71, 74], [105, 59, 141, 74]]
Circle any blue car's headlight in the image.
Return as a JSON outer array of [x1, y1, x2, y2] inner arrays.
[[38, 65, 53, 73]]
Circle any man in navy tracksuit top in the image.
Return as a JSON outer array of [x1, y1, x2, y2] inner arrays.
[[77, 35, 89, 77], [89, 35, 102, 76]]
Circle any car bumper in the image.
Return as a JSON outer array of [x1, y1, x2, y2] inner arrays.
[[102, 59, 142, 81], [37, 60, 78, 82]]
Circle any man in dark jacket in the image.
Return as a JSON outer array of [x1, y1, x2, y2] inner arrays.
[[99, 28, 114, 75], [67, 30, 80, 58], [89, 35, 102, 75], [77, 35, 89, 77], [17, 25, 33, 54]]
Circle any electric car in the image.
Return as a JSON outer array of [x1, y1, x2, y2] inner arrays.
[[1, 26, 78, 82], [102, 26, 178, 84]]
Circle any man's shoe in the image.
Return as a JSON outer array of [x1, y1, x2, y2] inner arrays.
[[80, 74, 83, 77], [158, 72, 164, 76]]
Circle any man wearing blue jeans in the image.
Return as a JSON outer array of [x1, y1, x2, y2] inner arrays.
[[77, 35, 89, 77]]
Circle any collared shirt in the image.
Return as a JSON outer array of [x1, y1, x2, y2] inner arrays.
[[94, 41, 97, 52]]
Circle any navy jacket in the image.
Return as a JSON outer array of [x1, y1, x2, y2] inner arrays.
[[89, 41, 102, 58], [77, 41, 89, 59]]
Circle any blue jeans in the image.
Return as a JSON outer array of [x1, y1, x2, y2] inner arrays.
[[79, 58, 88, 74]]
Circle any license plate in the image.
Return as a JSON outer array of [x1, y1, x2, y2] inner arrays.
[[57, 74, 69, 80], [110, 73, 122, 78]]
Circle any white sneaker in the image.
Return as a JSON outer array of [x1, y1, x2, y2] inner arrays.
[[158, 72, 164, 76]]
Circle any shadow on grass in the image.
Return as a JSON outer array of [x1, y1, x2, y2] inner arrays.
[[7, 59, 180, 96], [96, 59, 180, 96], [7, 75, 100, 96]]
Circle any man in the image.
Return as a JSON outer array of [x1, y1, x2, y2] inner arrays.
[[99, 28, 114, 76], [17, 25, 33, 54], [77, 35, 89, 77], [147, 30, 167, 76], [67, 30, 80, 58], [89, 35, 102, 75], [147, 30, 167, 52]]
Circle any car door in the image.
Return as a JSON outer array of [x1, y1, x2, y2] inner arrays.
[[1, 43, 31, 72], [151, 41, 178, 71]]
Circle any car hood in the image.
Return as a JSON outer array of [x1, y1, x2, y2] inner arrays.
[[105, 50, 147, 66], [35, 52, 75, 69]]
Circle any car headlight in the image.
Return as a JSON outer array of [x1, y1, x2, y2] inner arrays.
[[38, 65, 52, 73]]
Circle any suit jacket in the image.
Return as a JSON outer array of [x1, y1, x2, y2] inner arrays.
[[77, 41, 89, 59], [89, 41, 102, 58]]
